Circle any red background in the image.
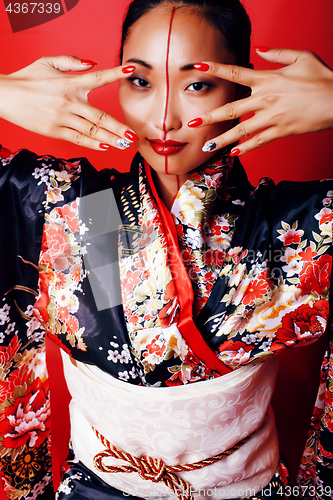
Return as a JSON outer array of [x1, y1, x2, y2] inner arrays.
[[0, 0, 333, 495]]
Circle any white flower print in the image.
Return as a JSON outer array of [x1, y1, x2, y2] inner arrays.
[[282, 259, 303, 277], [0, 303, 10, 325], [5, 322, 15, 335], [118, 370, 129, 381]]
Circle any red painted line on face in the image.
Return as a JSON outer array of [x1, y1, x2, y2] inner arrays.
[[163, 7, 176, 176]]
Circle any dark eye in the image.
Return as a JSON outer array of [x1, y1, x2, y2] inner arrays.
[[186, 82, 210, 92], [129, 77, 150, 88]]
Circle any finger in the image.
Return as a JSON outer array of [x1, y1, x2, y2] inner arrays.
[[201, 112, 273, 152], [229, 126, 288, 155], [56, 126, 134, 151], [40, 55, 97, 72], [188, 95, 259, 127], [61, 113, 135, 150], [202, 115, 273, 152], [70, 101, 139, 143], [193, 61, 264, 87], [74, 64, 136, 91], [254, 47, 305, 66]]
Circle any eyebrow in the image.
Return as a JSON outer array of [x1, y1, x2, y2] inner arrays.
[[125, 58, 196, 71]]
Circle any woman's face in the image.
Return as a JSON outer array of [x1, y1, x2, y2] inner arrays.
[[119, 4, 236, 176]]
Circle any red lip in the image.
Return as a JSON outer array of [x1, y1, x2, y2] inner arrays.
[[149, 139, 187, 155]]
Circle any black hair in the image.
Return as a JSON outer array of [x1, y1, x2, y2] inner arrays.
[[120, 0, 252, 67]]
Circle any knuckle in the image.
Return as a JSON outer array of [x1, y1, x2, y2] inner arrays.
[[208, 62, 219, 75], [225, 102, 237, 120], [205, 113, 213, 125], [254, 134, 265, 146], [94, 70, 104, 84], [237, 125, 248, 138], [73, 132, 85, 145], [88, 124, 99, 137], [263, 94, 278, 105], [230, 65, 242, 81], [95, 111, 107, 126]]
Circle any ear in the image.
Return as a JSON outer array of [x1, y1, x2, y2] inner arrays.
[[235, 63, 253, 100]]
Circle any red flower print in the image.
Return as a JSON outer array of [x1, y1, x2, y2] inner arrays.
[[278, 228, 304, 246], [65, 315, 79, 336], [42, 223, 72, 271], [70, 263, 82, 283], [166, 367, 191, 386], [315, 207, 332, 225], [57, 305, 69, 321], [242, 278, 270, 306], [159, 297, 179, 328], [298, 254, 332, 295], [232, 249, 248, 265], [0, 334, 21, 366], [164, 281, 177, 302], [55, 204, 79, 233], [180, 248, 195, 264], [203, 250, 225, 267], [54, 272, 67, 290], [128, 314, 139, 325], [322, 390, 333, 433], [138, 223, 154, 248], [124, 270, 141, 293], [145, 335, 166, 357], [298, 246, 318, 262], [274, 300, 329, 348], [0, 378, 51, 449]]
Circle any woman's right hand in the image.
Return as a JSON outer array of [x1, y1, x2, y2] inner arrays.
[[0, 55, 138, 150]]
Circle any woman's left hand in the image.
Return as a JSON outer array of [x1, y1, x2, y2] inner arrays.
[[190, 48, 333, 155]]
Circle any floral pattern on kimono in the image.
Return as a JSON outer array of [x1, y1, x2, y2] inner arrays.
[[0, 145, 333, 498]]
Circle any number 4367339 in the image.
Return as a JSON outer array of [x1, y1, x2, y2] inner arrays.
[[6, 3, 61, 14]]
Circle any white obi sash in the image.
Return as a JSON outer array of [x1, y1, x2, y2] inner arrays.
[[61, 351, 279, 499]]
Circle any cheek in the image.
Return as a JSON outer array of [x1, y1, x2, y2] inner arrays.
[[119, 86, 149, 132]]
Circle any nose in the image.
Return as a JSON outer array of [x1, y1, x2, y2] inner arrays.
[[151, 86, 182, 135]]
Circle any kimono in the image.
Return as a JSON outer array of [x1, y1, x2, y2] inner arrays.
[[0, 144, 332, 500]]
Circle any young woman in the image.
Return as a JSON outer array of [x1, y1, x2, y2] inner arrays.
[[0, 0, 332, 499]]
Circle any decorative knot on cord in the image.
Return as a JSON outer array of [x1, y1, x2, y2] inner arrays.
[[92, 427, 252, 500]]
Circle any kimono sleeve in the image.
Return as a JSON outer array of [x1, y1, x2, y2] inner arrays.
[[0, 146, 55, 499]]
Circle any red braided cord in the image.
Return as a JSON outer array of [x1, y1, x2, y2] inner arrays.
[[92, 427, 252, 500]]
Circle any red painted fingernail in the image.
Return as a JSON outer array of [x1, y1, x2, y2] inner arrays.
[[187, 117, 204, 128], [81, 59, 97, 65], [254, 46, 269, 53], [99, 143, 110, 150], [124, 131, 139, 141], [229, 148, 241, 157], [122, 65, 136, 74], [193, 63, 210, 72]]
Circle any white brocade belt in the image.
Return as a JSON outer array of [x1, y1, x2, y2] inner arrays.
[[61, 351, 279, 500]]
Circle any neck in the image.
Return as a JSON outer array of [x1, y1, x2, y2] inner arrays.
[[152, 170, 192, 209]]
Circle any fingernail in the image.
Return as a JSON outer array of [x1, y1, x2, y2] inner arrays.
[[202, 142, 217, 152], [99, 143, 110, 150], [230, 148, 241, 156], [188, 117, 204, 128], [81, 59, 97, 65], [124, 131, 139, 141], [193, 63, 210, 72], [117, 139, 131, 149], [254, 46, 269, 53], [122, 65, 136, 74]]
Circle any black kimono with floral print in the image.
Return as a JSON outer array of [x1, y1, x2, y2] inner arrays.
[[0, 145, 332, 499]]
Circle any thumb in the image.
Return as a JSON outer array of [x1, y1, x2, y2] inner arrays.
[[255, 47, 303, 66], [40, 55, 97, 72]]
